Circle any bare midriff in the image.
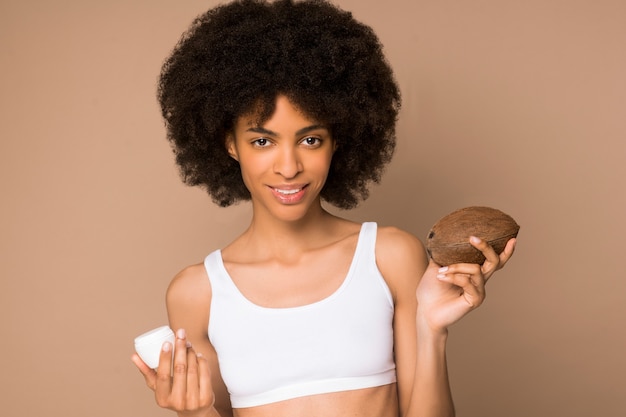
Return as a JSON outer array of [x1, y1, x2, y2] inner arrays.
[[233, 383, 398, 417]]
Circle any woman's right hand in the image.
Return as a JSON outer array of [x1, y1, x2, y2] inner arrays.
[[132, 328, 218, 417]]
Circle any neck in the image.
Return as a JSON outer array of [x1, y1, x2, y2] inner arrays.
[[239, 201, 341, 262]]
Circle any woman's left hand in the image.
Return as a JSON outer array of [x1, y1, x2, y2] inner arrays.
[[416, 236, 516, 333]]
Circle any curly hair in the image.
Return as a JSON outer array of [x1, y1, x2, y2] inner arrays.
[[158, 0, 400, 208]]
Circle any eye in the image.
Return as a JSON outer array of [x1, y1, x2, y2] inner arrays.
[[301, 136, 322, 147], [252, 137, 271, 147]]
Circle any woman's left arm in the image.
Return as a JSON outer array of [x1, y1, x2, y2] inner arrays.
[[410, 236, 515, 417], [377, 228, 516, 417]]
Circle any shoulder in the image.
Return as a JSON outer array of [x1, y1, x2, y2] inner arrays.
[[166, 262, 211, 316], [375, 225, 428, 271], [375, 225, 426, 262], [374, 225, 429, 302]]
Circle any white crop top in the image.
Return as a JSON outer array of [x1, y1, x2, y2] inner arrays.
[[204, 222, 396, 408]]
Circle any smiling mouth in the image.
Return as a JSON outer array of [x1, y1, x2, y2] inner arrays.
[[269, 184, 309, 203], [274, 188, 303, 195]]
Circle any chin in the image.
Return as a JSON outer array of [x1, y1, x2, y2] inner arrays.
[[270, 200, 323, 223]]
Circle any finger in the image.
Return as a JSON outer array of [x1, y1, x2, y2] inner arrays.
[[185, 346, 200, 409], [196, 353, 214, 407], [154, 341, 174, 406], [435, 272, 486, 320], [468, 236, 500, 280], [131, 353, 157, 390], [499, 238, 517, 265], [437, 267, 486, 308], [489, 237, 516, 275], [483, 237, 517, 280], [169, 329, 189, 408], [438, 263, 482, 280]]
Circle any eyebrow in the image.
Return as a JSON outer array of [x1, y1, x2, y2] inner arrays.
[[246, 124, 327, 137]]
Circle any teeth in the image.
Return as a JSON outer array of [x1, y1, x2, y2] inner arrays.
[[275, 188, 301, 195]]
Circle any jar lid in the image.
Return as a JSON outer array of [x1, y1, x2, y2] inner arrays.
[[134, 325, 174, 346]]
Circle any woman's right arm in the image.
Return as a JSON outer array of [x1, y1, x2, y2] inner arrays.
[[132, 264, 233, 417]]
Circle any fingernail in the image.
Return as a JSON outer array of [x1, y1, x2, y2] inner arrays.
[[177, 328, 186, 339], [162, 342, 172, 352], [438, 266, 448, 273], [186, 341, 192, 348], [470, 236, 481, 244]]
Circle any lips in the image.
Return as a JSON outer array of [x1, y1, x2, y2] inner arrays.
[[269, 184, 308, 204]]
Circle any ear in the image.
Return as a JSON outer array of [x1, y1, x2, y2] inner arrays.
[[225, 134, 239, 161]]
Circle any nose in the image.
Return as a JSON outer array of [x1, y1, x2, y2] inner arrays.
[[273, 145, 303, 179]]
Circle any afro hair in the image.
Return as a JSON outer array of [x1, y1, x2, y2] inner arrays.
[[158, 0, 400, 208]]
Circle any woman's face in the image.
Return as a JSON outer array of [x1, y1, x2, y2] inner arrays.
[[227, 95, 335, 222]]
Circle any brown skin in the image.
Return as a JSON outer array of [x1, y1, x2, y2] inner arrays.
[[131, 228, 515, 417], [131, 97, 516, 417], [132, 220, 419, 417]]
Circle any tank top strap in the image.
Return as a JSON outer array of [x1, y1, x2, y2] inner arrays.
[[356, 222, 378, 261], [204, 250, 228, 290], [204, 250, 218, 276]]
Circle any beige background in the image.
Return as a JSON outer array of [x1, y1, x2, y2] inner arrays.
[[1, 0, 624, 416]]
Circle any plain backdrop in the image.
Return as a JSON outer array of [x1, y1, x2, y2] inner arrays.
[[1, 0, 625, 416]]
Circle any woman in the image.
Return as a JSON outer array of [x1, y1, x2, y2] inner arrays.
[[131, 1, 516, 416]]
